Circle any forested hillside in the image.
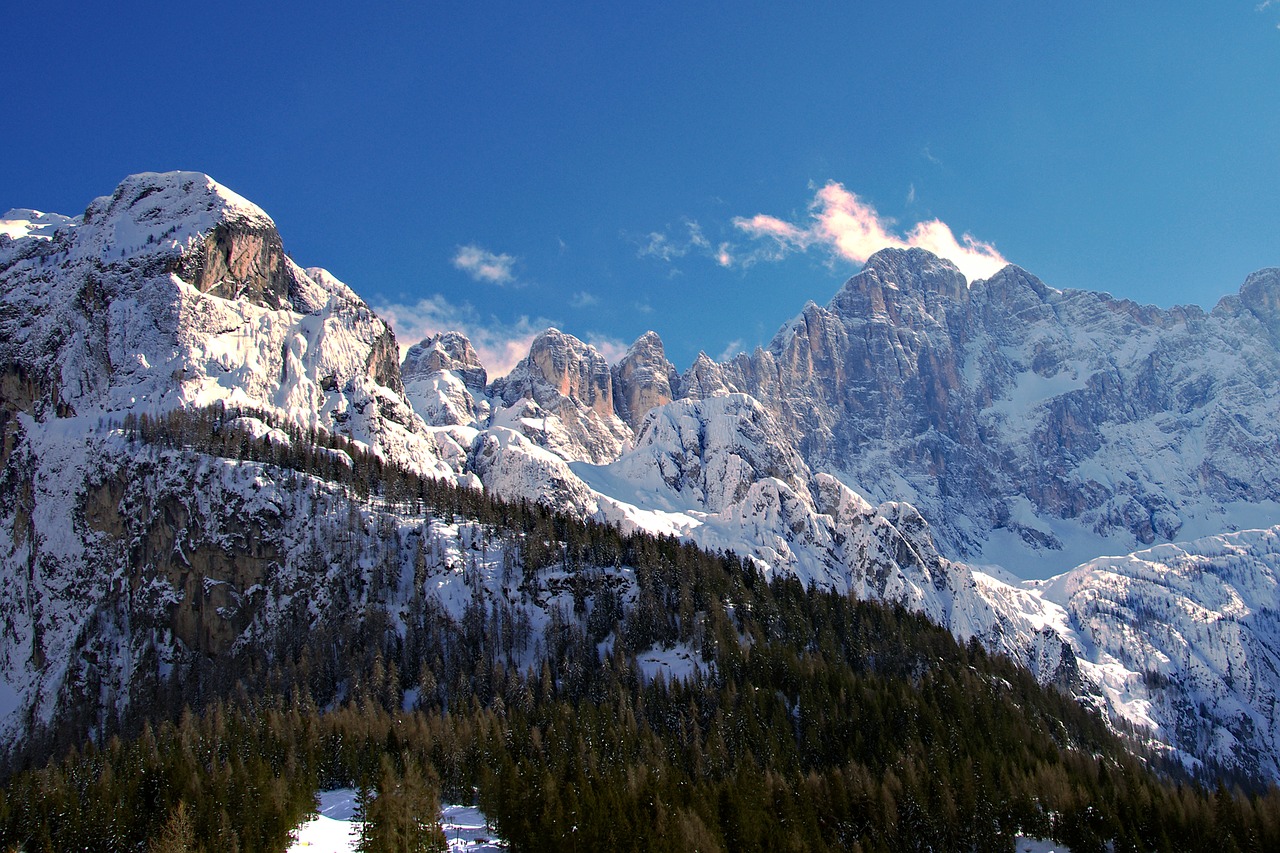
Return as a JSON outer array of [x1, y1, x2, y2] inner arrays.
[[4, 412, 1280, 852]]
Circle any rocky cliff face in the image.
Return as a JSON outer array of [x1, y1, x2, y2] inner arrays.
[[708, 247, 1280, 576], [612, 331, 678, 431], [488, 328, 632, 463], [403, 332, 491, 428]]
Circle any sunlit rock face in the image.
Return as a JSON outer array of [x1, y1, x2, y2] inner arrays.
[[488, 328, 632, 464], [612, 331, 678, 432]]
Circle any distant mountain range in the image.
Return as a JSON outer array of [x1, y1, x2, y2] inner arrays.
[[4, 171, 1280, 780]]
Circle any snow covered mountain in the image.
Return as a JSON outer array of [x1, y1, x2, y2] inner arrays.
[[0, 173, 482, 760], [4, 172, 1280, 783], [709, 247, 1280, 576]]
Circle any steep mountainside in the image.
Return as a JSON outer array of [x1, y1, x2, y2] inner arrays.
[[710, 248, 1280, 575], [4, 173, 1280, 784]]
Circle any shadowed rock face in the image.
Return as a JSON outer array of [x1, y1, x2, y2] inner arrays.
[[172, 222, 296, 311], [678, 352, 739, 401], [612, 331, 678, 431], [705, 247, 1280, 572]]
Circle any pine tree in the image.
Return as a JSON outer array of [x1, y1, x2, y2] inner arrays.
[[356, 755, 446, 853], [148, 801, 195, 853]]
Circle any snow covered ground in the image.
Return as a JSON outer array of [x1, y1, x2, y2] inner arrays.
[[287, 790, 505, 852], [440, 805, 505, 852], [1015, 838, 1070, 853], [286, 789, 1057, 851]]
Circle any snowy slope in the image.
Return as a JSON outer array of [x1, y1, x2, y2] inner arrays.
[[1030, 528, 1280, 778]]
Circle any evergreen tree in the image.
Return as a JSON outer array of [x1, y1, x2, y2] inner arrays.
[[356, 755, 446, 853], [148, 801, 195, 853]]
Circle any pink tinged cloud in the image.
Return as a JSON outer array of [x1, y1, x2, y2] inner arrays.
[[733, 181, 1009, 283]]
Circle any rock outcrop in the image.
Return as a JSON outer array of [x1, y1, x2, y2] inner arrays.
[[611, 331, 678, 431], [488, 328, 632, 463]]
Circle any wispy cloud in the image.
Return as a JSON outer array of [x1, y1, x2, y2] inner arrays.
[[636, 220, 711, 262], [451, 244, 517, 285], [570, 290, 599, 309], [374, 294, 554, 378], [718, 339, 745, 361], [636, 214, 744, 271], [732, 181, 1009, 282]]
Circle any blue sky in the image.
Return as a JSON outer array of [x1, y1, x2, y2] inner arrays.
[[5, 2, 1280, 373]]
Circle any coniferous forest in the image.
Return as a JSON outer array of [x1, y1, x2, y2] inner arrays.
[[4, 406, 1280, 851]]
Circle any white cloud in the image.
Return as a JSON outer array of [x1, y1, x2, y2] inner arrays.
[[451, 244, 517, 285], [715, 242, 734, 267], [718, 339, 745, 361], [374, 294, 553, 379], [570, 290, 599, 309], [731, 181, 1009, 282], [585, 334, 628, 364], [637, 220, 711, 262]]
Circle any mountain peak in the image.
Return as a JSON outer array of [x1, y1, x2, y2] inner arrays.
[[864, 246, 967, 290], [679, 352, 737, 399], [402, 331, 488, 390], [492, 327, 616, 415], [0, 208, 77, 242], [628, 330, 664, 352], [84, 171, 272, 236], [1225, 267, 1280, 342], [613, 331, 676, 430], [831, 247, 970, 318]]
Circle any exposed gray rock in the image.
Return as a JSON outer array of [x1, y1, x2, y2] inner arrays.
[[706, 247, 1280, 575], [402, 331, 489, 391]]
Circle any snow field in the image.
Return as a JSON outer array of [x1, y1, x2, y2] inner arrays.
[[287, 791, 505, 852]]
